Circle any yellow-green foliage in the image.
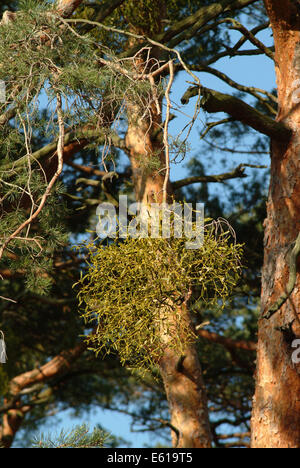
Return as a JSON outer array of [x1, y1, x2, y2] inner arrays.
[[77, 226, 242, 370]]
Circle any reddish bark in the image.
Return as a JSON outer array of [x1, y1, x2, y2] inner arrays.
[[125, 96, 172, 204], [251, 0, 300, 448], [0, 404, 31, 449], [10, 343, 86, 395], [56, 0, 84, 18], [158, 304, 212, 448]]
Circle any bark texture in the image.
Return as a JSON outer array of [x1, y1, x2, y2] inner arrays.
[[158, 303, 212, 448], [124, 23, 212, 446], [126, 107, 213, 447], [125, 97, 171, 204], [0, 405, 30, 449], [251, 0, 300, 448]]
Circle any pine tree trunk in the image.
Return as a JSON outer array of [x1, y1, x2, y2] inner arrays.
[[159, 302, 212, 448], [125, 60, 212, 448], [251, 0, 300, 448]]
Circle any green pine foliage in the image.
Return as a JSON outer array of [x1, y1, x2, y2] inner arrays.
[[31, 424, 108, 448], [0, 1, 163, 293]]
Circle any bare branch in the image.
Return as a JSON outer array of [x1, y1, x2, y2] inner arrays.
[[180, 62, 277, 115], [0, 106, 17, 127], [196, 328, 257, 352], [78, 0, 127, 33], [181, 86, 292, 141], [0, 295, 17, 303], [199, 117, 235, 140], [228, 21, 271, 54], [172, 164, 248, 190], [205, 46, 275, 66], [160, 0, 259, 47], [202, 138, 270, 155], [1, 127, 127, 174], [218, 18, 274, 60], [9, 341, 87, 397]]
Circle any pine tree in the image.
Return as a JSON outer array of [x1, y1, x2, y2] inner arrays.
[[1, 0, 293, 449]]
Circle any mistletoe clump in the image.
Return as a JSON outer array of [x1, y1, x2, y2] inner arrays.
[[77, 222, 243, 370]]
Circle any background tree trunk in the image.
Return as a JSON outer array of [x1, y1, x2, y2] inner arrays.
[[251, 0, 300, 448]]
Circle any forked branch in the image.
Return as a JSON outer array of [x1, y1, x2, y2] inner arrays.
[[181, 86, 292, 141]]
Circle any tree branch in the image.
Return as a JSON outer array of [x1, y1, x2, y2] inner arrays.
[[1, 128, 127, 173], [9, 341, 87, 396], [199, 117, 235, 139], [205, 46, 275, 66], [65, 161, 108, 177], [182, 62, 277, 115], [196, 328, 256, 352], [227, 21, 271, 53], [162, 0, 259, 46], [56, 0, 85, 18], [0, 107, 17, 127], [172, 164, 248, 190], [181, 86, 292, 141], [218, 18, 274, 60], [118, 0, 258, 59], [78, 0, 127, 33], [202, 138, 270, 156]]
